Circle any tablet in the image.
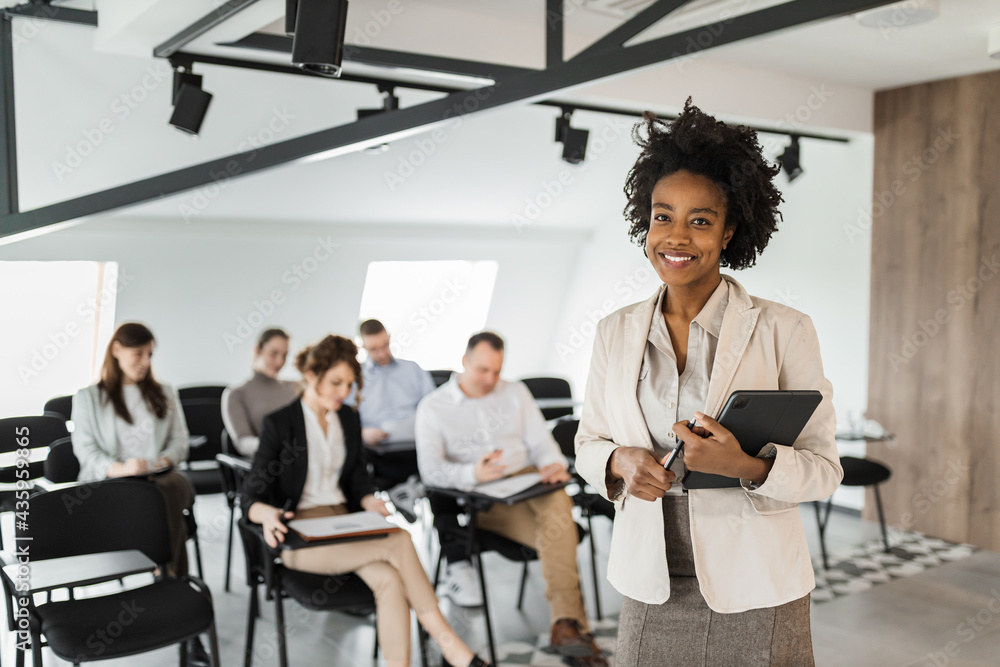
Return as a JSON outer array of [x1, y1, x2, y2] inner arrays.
[[682, 390, 822, 490]]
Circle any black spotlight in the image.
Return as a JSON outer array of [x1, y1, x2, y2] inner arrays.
[[554, 109, 588, 164], [169, 68, 212, 135], [779, 135, 803, 182], [290, 0, 349, 78], [357, 86, 399, 119]]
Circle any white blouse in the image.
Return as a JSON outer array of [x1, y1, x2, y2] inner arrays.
[[298, 400, 347, 509], [114, 385, 157, 462]]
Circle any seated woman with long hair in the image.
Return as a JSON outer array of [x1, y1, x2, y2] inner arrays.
[[242, 334, 488, 667], [71, 321, 209, 664]]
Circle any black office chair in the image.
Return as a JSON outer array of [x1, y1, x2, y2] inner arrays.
[[814, 456, 893, 570], [429, 370, 452, 388], [552, 418, 612, 620], [179, 394, 226, 495], [178, 385, 227, 401], [42, 395, 73, 424], [427, 491, 586, 666], [216, 453, 252, 593], [42, 437, 79, 483], [520, 376, 574, 421], [37, 436, 205, 581], [237, 517, 427, 667], [11, 479, 220, 667], [0, 416, 69, 549]]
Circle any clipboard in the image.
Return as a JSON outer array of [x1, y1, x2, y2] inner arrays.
[[682, 390, 822, 490]]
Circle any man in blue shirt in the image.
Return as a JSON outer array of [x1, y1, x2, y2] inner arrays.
[[350, 319, 437, 522]]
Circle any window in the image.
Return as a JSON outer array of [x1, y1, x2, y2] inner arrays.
[[0, 261, 123, 419], [357, 260, 499, 371]]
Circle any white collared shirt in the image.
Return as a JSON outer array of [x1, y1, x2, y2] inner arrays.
[[415, 377, 568, 491], [298, 400, 347, 509]]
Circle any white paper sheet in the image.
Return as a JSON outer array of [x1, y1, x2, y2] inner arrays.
[[287, 511, 395, 539], [472, 472, 543, 499], [382, 414, 416, 443]]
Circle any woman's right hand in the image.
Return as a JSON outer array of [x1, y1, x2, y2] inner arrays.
[[107, 458, 149, 478], [260, 505, 295, 549], [608, 447, 675, 501]]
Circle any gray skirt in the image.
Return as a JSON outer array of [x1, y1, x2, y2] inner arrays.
[[616, 494, 814, 667]]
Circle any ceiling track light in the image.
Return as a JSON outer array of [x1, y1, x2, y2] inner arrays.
[[554, 107, 589, 165], [288, 0, 349, 78], [357, 84, 399, 120], [779, 135, 804, 182], [169, 65, 212, 135]]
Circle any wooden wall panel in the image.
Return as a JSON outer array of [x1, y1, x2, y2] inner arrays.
[[867, 70, 1000, 551]]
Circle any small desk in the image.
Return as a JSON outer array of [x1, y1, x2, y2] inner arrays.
[[364, 439, 416, 455], [424, 478, 569, 666], [3, 549, 155, 594]]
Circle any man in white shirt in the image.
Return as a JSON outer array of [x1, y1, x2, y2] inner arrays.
[[416, 332, 604, 662]]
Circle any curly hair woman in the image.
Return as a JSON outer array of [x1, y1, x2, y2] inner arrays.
[[574, 99, 843, 666], [243, 334, 488, 667]]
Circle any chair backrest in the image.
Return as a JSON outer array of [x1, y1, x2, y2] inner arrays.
[[429, 370, 452, 388], [178, 385, 226, 401], [520, 376, 574, 421], [44, 437, 80, 483], [551, 418, 579, 461], [19, 479, 171, 564], [216, 453, 252, 502], [181, 398, 225, 462], [0, 415, 70, 485], [42, 394, 74, 423]]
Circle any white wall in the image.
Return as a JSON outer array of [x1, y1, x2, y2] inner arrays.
[[0, 220, 589, 410]]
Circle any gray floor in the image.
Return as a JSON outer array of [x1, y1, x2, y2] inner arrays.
[[3, 492, 998, 666]]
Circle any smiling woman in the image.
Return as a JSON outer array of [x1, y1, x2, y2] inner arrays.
[[574, 98, 843, 666]]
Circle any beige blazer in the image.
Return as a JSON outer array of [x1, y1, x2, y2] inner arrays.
[[575, 274, 843, 612], [71, 383, 190, 482]]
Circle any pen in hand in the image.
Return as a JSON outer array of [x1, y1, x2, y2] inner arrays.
[[664, 419, 697, 471]]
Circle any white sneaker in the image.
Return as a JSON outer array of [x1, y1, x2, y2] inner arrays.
[[440, 560, 483, 607]]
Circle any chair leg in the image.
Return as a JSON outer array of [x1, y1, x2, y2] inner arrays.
[[873, 484, 891, 553], [474, 551, 497, 667], [517, 560, 529, 611], [180, 639, 189, 667], [225, 504, 236, 592], [433, 549, 444, 588], [274, 593, 289, 667], [244, 582, 258, 667], [192, 531, 205, 580], [587, 512, 602, 621], [207, 623, 222, 667], [31, 629, 43, 667], [372, 623, 379, 663]]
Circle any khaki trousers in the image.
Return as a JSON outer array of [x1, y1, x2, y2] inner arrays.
[[475, 473, 588, 630], [282, 505, 439, 662]]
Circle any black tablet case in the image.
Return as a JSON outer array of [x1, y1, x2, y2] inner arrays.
[[681, 390, 822, 490]]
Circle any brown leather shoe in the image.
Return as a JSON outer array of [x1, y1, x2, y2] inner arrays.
[[549, 618, 603, 658]]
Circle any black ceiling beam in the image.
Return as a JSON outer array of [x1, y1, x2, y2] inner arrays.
[[175, 50, 850, 143], [218, 33, 534, 82], [573, 0, 692, 60], [1, 17, 18, 215], [1, 3, 97, 27], [0, 0, 893, 239], [153, 0, 260, 58], [546, 0, 563, 68]]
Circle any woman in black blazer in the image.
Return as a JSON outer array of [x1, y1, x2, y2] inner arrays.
[[242, 335, 486, 667]]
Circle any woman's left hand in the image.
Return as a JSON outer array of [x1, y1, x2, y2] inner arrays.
[[361, 494, 391, 517], [673, 412, 757, 479]]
